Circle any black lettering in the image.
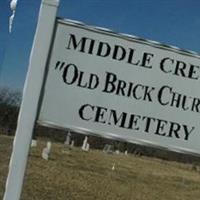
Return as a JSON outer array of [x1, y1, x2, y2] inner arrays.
[[127, 82, 134, 97], [181, 95, 189, 111], [94, 106, 107, 123], [167, 122, 181, 139], [66, 34, 87, 52], [97, 42, 111, 57], [108, 110, 127, 128], [127, 48, 140, 65], [188, 64, 200, 80], [103, 72, 117, 93], [88, 39, 96, 54], [112, 45, 126, 61], [142, 116, 156, 133], [170, 92, 181, 108], [158, 86, 171, 106], [132, 84, 143, 100], [62, 63, 78, 84], [143, 86, 155, 102], [191, 98, 200, 113], [88, 73, 99, 90], [79, 104, 94, 121], [160, 57, 173, 73], [128, 114, 141, 130], [154, 119, 167, 136], [140, 52, 154, 69], [77, 71, 87, 88], [174, 61, 187, 77], [116, 80, 126, 96], [183, 125, 194, 140]]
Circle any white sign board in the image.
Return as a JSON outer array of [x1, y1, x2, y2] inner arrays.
[[38, 18, 200, 155]]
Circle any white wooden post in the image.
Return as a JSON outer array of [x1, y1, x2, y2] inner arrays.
[[3, 1, 59, 200]]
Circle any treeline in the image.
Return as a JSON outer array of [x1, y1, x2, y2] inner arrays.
[[0, 87, 21, 134]]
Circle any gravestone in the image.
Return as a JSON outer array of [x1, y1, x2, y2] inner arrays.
[[81, 136, 89, 151], [103, 144, 114, 154], [64, 131, 71, 146], [31, 139, 37, 147], [70, 140, 74, 148], [115, 150, 120, 155], [42, 141, 51, 161], [85, 143, 90, 151], [112, 163, 115, 171]]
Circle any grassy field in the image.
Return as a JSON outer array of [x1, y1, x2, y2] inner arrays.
[[1, 135, 200, 200]]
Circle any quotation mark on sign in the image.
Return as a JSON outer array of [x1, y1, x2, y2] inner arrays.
[[54, 61, 77, 84], [55, 61, 65, 71]]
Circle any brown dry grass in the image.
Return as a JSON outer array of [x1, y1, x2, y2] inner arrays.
[[1, 135, 200, 200]]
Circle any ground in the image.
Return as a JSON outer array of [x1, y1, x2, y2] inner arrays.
[[1, 135, 200, 200]]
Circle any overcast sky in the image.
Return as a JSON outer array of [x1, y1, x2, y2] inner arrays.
[[1, 0, 200, 91]]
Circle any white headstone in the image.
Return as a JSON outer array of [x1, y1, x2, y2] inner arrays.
[[125, 150, 128, 155], [64, 131, 71, 146], [31, 139, 37, 147], [47, 141, 51, 152], [115, 150, 120, 155], [70, 140, 74, 148], [112, 163, 115, 171], [42, 148, 49, 160], [81, 136, 88, 151], [103, 144, 113, 154], [42, 141, 51, 161], [85, 143, 90, 152]]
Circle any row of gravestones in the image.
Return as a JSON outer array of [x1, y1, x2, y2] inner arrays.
[[31, 131, 128, 161]]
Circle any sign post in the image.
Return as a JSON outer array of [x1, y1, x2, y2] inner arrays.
[[3, 1, 59, 200]]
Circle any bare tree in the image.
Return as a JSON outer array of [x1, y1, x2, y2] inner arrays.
[[0, 87, 21, 134]]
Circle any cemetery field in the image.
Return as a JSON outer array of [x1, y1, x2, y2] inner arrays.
[[1, 135, 200, 200]]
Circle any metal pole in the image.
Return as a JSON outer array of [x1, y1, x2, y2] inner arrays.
[[3, 1, 59, 199]]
